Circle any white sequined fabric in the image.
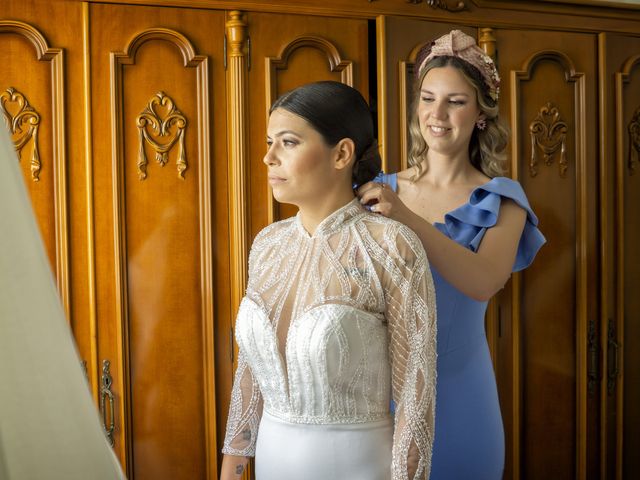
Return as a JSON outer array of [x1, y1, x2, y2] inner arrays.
[[222, 198, 437, 479]]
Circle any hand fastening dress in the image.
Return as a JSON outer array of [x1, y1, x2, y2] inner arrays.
[[222, 198, 437, 480]]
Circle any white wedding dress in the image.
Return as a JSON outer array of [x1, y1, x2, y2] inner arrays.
[[222, 199, 437, 480]]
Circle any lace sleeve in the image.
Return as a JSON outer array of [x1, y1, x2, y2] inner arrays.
[[221, 229, 271, 456], [221, 349, 263, 456], [384, 224, 437, 480]]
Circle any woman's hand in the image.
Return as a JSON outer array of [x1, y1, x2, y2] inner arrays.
[[357, 181, 416, 226]]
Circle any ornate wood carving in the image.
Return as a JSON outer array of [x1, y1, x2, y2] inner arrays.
[[529, 102, 568, 177], [0, 87, 42, 181], [478, 27, 497, 63], [136, 92, 187, 180], [405, 0, 468, 12], [0, 20, 69, 318], [628, 106, 640, 175]]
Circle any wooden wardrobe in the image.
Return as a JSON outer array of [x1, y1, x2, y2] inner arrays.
[[1, 0, 638, 478]]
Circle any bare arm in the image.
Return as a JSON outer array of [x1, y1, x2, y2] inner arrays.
[[220, 455, 250, 480], [359, 183, 527, 301]]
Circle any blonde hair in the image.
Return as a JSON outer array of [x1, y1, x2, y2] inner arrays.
[[408, 56, 509, 179]]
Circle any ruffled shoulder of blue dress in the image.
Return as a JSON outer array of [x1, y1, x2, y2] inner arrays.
[[373, 173, 546, 272]]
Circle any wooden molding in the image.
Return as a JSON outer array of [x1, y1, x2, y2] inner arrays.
[[614, 51, 640, 480], [82, 1, 99, 402], [109, 27, 214, 476], [616, 54, 640, 175], [0, 20, 70, 320], [405, 0, 468, 12], [226, 10, 250, 326], [398, 41, 427, 171]]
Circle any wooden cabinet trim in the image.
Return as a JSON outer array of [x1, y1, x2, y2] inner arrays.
[[80, 0, 640, 34]]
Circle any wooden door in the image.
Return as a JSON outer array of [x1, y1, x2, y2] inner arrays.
[[602, 33, 640, 480], [491, 28, 599, 480], [89, 3, 229, 478]]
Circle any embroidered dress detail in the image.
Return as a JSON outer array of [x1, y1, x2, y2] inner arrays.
[[222, 198, 437, 480]]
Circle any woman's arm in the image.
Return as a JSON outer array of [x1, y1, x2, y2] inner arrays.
[[359, 183, 526, 301], [384, 224, 437, 479], [220, 455, 250, 480]]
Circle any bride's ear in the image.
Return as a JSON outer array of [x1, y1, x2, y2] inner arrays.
[[333, 138, 356, 171]]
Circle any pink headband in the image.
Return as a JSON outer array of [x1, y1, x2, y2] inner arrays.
[[417, 30, 500, 102]]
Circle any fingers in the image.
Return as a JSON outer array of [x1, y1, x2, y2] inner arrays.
[[358, 183, 388, 206], [356, 181, 379, 196]]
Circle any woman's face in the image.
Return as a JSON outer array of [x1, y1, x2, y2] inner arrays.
[[264, 108, 337, 207], [417, 65, 482, 158]]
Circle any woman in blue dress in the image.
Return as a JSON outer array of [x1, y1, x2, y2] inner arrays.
[[358, 30, 545, 479]]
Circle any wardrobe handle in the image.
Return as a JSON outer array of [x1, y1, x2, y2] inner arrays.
[[607, 320, 619, 396], [587, 319, 598, 396], [100, 359, 115, 447]]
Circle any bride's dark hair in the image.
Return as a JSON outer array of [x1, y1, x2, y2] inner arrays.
[[270, 81, 381, 187]]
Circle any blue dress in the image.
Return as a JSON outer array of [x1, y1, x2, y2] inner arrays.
[[375, 173, 545, 479]]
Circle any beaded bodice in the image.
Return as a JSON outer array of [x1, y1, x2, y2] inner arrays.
[[222, 199, 437, 479]]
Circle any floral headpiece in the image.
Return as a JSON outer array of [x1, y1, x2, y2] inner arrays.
[[417, 30, 500, 102]]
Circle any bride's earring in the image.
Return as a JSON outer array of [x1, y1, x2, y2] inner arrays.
[[476, 117, 487, 131]]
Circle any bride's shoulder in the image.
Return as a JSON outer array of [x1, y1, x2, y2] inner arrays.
[[359, 213, 426, 265]]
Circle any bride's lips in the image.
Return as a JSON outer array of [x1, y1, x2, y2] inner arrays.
[[268, 175, 287, 185]]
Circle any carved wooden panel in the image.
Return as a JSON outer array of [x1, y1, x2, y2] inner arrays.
[[493, 30, 599, 479], [246, 12, 369, 234], [0, 20, 69, 316], [609, 34, 640, 480], [90, 4, 227, 478]]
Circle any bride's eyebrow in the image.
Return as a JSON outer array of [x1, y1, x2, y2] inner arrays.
[[420, 89, 469, 97], [267, 130, 302, 139]]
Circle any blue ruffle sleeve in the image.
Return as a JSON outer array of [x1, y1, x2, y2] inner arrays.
[[374, 174, 545, 272], [438, 177, 545, 272]]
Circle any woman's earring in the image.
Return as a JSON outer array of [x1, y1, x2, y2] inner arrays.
[[476, 118, 487, 131]]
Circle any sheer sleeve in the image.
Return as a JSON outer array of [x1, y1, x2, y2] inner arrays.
[[384, 224, 437, 480], [221, 229, 272, 456], [221, 349, 263, 456]]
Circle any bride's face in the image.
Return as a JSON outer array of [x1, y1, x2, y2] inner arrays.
[[264, 108, 337, 207]]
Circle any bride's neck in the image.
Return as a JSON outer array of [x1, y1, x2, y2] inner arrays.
[[298, 187, 355, 235]]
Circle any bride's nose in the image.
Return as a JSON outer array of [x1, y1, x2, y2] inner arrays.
[[263, 145, 279, 166]]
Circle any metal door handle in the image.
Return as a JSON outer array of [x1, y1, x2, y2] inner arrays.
[[607, 320, 619, 395], [100, 359, 115, 446]]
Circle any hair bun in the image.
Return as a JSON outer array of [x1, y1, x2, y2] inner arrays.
[[353, 140, 382, 188]]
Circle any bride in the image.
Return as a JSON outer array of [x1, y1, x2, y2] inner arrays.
[[220, 81, 436, 480]]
